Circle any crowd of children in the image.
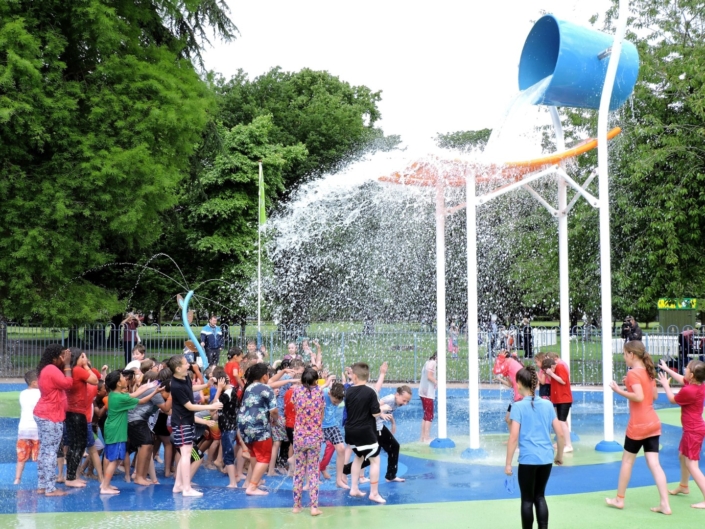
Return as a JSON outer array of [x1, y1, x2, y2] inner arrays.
[[15, 329, 705, 523], [16, 334, 415, 515]]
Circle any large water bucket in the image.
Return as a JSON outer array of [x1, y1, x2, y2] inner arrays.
[[518, 15, 639, 111]]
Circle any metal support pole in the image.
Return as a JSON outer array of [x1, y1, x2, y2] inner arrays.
[[551, 107, 575, 438], [462, 173, 485, 459], [432, 182, 453, 447], [596, 0, 629, 453]]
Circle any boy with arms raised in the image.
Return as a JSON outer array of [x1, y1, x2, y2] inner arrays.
[[100, 370, 158, 494]]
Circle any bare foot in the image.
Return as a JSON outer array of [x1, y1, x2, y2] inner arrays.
[[606, 497, 624, 509], [303, 485, 309, 492], [64, 480, 86, 488], [99, 488, 120, 495], [691, 501, 705, 509], [36, 489, 45, 494], [56, 477, 65, 483], [182, 489, 204, 497], [164, 472, 172, 478], [650, 505, 671, 515], [336, 481, 350, 490], [321, 470, 331, 480], [154, 455, 163, 464], [246, 486, 268, 496], [311, 508, 323, 516], [669, 485, 689, 496], [292, 506, 302, 514], [133, 478, 152, 486], [563, 446, 574, 453], [13, 479, 20, 485], [227, 483, 238, 489], [360, 476, 370, 484], [236, 474, 247, 481], [172, 486, 183, 494], [369, 493, 386, 504], [204, 464, 216, 471], [45, 489, 68, 497], [386, 477, 405, 482], [109, 484, 119, 490], [266, 471, 277, 477], [349, 490, 366, 498]]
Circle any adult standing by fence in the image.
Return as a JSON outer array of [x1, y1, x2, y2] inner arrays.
[[200, 315, 224, 367], [33, 344, 74, 496], [621, 316, 642, 343], [521, 318, 533, 359], [121, 313, 141, 366]]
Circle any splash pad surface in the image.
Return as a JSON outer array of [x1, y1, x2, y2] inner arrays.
[[0, 383, 701, 528]]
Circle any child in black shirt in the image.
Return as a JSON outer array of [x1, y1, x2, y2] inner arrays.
[[344, 362, 390, 504], [167, 354, 222, 497]]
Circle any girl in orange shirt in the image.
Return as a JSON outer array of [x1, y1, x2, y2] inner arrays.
[[606, 341, 670, 515]]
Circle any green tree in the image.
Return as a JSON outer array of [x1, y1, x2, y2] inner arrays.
[[599, 0, 705, 317], [0, 0, 234, 325], [216, 68, 395, 185], [435, 129, 492, 152]]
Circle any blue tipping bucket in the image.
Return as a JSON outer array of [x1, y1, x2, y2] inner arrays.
[[518, 15, 639, 111]]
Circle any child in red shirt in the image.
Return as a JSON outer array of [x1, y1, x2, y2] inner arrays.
[[658, 359, 705, 508], [542, 356, 573, 452], [283, 387, 296, 475], [224, 347, 244, 390]]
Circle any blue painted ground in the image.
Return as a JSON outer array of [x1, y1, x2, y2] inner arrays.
[[0, 385, 690, 514]]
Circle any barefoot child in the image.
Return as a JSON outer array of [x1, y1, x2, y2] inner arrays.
[[238, 363, 278, 495], [291, 367, 325, 516], [541, 356, 573, 453], [606, 341, 671, 514], [493, 351, 525, 429], [658, 359, 705, 509], [419, 353, 437, 443], [319, 381, 348, 488], [15, 370, 41, 485], [344, 362, 391, 504], [100, 370, 158, 494], [167, 354, 222, 497], [505, 365, 564, 529]]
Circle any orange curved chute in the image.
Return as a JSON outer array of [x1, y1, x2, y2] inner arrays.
[[378, 127, 621, 187]]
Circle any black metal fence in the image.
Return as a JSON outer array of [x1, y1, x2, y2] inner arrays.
[[0, 322, 700, 384]]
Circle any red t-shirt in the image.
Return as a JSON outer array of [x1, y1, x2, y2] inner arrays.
[[34, 364, 74, 423], [66, 366, 91, 414], [675, 380, 705, 434], [284, 387, 296, 428], [225, 361, 240, 384], [550, 362, 572, 404]]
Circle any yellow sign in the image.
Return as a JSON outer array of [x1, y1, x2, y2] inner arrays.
[[658, 298, 698, 310]]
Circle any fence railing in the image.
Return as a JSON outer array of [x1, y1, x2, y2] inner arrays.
[[0, 322, 701, 384]]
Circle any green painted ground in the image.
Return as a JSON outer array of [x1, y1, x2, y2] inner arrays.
[[656, 406, 705, 427], [0, 392, 20, 418], [402, 433, 628, 466], [2, 483, 702, 529]]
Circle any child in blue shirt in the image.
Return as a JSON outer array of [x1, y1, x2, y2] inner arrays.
[[505, 365, 564, 529], [319, 381, 347, 488]]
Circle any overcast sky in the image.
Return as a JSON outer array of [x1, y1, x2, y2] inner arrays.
[[204, 0, 613, 149]]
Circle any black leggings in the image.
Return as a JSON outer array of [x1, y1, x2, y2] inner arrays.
[[65, 412, 87, 481], [518, 463, 552, 529]]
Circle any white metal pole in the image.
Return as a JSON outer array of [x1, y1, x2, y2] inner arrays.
[[597, 0, 629, 447], [550, 107, 572, 435], [467, 174, 481, 450], [258, 162, 263, 335], [435, 182, 448, 440]]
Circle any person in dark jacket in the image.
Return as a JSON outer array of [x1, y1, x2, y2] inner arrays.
[[200, 316, 224, 367], [621, 316, 642, 343]]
